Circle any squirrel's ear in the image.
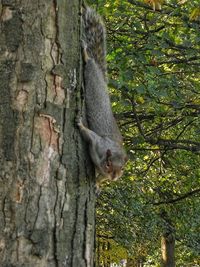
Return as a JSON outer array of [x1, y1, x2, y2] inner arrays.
[[106, 149, 112, 158], [124, 155, 128, 162]]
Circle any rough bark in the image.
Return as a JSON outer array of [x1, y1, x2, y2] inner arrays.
[[0, 0, 95, 266]]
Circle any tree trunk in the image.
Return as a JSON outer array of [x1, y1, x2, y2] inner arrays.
[[161, 232, 175, 267], [0, 0, 96, 266]]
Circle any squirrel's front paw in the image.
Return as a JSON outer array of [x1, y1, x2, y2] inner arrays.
[[76, 116, 83, 127], [95, 184, 101, 196], [81, 39, 87, 49]]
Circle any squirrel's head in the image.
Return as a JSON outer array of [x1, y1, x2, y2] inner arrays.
[[101, 149, 128, 181]]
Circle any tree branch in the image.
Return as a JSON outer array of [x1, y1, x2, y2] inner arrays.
[[153, 188, 200, 205]]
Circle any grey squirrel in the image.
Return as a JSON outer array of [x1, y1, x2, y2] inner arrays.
[[77, 6, 127, 188]]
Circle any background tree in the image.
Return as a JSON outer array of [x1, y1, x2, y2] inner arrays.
[[0, 0, 96, 266]]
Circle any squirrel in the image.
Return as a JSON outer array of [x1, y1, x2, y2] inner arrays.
[[77, 5, 127, 189]]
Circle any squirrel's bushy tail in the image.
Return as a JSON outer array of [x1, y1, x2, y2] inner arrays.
[[82, 6, 107, 79]]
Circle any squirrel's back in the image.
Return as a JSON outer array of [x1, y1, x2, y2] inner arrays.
[[82, 5, 123, 143], [82, 6, 107, 79]]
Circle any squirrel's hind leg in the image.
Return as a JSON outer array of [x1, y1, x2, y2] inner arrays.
[[81, 40, 90, 63]]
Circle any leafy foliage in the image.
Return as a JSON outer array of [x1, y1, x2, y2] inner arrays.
[[88, 0, 200, 266]]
